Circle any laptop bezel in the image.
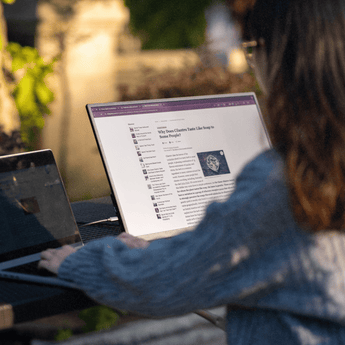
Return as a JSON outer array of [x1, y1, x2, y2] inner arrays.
[[0, 149, 83, 270]]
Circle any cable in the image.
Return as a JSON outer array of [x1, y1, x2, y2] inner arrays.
[[194, 310, 226, 331], [78, 217, 119, 228]]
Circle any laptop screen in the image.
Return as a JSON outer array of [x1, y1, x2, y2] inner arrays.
[[0, 150, 81, 263], [87, 93, 271, 240]]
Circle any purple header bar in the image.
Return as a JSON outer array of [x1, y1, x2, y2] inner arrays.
[[90, 95, 256, 118]]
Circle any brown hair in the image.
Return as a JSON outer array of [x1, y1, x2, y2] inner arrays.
[[228, 0, 345, 232]]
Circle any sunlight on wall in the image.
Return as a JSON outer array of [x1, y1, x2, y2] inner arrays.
[[228, 49, 248, 74], [68, 33, 113, 76], [39, 0, 129, 201]]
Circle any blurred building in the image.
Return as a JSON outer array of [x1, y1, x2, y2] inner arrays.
[[205, 1, 247, 73], [3, 0, 243, 201]]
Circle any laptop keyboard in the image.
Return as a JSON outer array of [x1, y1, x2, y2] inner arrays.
[[5, 261, 55, 277], [1, 224, 122, 279], [78, 224, 122, 244]]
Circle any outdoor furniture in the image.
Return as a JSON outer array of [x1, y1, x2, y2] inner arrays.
[[0, 197, 120, 330], [0, 197, 226, 345]]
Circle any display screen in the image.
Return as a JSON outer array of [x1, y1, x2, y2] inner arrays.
[[0, 150, 81, 262], [87, 93, 271, 240]]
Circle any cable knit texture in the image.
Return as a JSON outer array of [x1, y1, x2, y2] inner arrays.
[[59, 149, 345, 344]]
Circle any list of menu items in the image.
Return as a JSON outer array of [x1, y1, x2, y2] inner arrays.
[[129, 123, 181, 223]]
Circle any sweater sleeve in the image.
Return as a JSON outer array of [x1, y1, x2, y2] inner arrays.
[[58, 150, 295, 316]]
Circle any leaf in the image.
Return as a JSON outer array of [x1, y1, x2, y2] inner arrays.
[[79, 306, 119, 333], [14, 75, 37, 114], [7, 43, 26, 71], [55, 328, 73, 341], [7, 42, 56, 146], [36, 80, 54, 105]]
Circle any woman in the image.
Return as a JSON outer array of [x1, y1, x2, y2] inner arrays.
[[39, 0, 345, 343]]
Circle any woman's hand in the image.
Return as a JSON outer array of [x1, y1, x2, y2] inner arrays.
[[38, 233, 148, 275], [38, 245, 77, 275], [117, 233, 149, 249]]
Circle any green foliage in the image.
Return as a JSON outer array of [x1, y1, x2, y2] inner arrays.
[[6, 42, 56, 150], [55, 328, 73, 341], [124, 0, 214, 49], [79, 306, 120, 333], [54, 306, 120, 341]]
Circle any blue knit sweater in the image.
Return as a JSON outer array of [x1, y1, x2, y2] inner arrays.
[[59, 149, 345, 344]]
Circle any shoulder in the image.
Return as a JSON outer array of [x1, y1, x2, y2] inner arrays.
[[204, 148, 291, 230], [230, 148, 287, 204], [238, 148, 284, 182]]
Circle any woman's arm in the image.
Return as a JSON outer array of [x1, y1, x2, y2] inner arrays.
[[38, 233, 149, 274], [44, 150, 290, 316]]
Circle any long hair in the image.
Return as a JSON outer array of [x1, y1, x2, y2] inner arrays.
[[230, 0, 345, 231]]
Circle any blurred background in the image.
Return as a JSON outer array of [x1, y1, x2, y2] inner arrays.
[[0, 0, 260, 201]]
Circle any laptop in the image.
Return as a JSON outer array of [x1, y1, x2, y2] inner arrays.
[[0, 149, 82, 288], [86, 92, 272, 241]]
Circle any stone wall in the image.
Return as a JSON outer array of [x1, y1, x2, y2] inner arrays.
[[37, 0, 129, 200], [37, 0, 200, 201], [117, 49, 200, 93]]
